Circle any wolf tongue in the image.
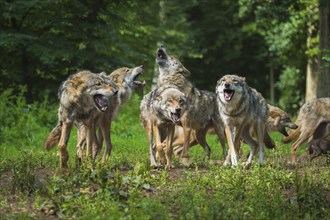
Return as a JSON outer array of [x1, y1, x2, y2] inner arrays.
[[171, 113, 179, 122], [224, 92, 231, 100]]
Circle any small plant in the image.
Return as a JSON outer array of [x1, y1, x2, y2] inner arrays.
[[292, 171, 330, 219], [10, 151, 37, 194]]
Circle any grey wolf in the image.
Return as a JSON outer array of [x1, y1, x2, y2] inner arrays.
[[282, 98, 330, 164], [307, 139, 330, 160], [249, 104, 298, 149], [140, 84, 187, 167], [171, 104, 298, 156], [155, 47, 227, 166], [76, 66, 145, 162], [265, 104, 298, 140], [216, 74, 269, 167], [44, 71, 118, 167]]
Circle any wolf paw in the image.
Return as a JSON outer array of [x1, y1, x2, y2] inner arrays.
[[223, 160, 231, 167], [180, 157, 191, 167], [258, 159, 265, 166], [165, 164, 175, 170], [242, 161, 252, 169]]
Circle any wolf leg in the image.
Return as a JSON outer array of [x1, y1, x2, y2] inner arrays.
[[181, 127, 192, 166], [165, 125, 175, 169], [153, 123, 166, 165], [101, 121, 112, 163], [58, 121, 73, 168], [195, 128, 211, 160], [291, 129, 314, 164], [76, 122, 86, 160], [224, 126, 238, 166]]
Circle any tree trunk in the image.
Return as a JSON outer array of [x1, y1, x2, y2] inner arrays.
[[317, 1, 330, 98], [305, 57, 318, 100], [269, 62, 274, 104], [305, 6, 319, 100]]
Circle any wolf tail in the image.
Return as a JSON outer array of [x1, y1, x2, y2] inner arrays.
[[44, 123, 62, 150], [282, 127, 300, 144]]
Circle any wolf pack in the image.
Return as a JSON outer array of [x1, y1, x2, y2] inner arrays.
[[45, 47, 330, 169]]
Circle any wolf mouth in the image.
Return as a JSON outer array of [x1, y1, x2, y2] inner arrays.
[[223, 89, 235, 101], [171, 112, 181, 123], [133, 67, 146, 88], [157, 48, 168, 62], [93, 94, 108, 112], [158, 49, 167, 59], [280, 128, 289, 137]]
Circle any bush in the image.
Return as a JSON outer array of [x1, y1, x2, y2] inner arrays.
[[0, 87, 57, 150]]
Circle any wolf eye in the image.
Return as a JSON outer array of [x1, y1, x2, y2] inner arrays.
[[179, 99, 185, 105], [95, 81, 102, 86]]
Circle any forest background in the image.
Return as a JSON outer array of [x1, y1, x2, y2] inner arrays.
[[1, 0, 329, 114], [1, 1, 330, 218]]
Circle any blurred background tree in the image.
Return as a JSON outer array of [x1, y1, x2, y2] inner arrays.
[[0, 0, 329, 113]]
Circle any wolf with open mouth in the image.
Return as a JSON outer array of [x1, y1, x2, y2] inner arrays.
[[216, 74, 268, 168], [150, 46, 227, 166], [75, 65, 146, 162], [44, 71, 118, 168], [140, 84, 188, 168]]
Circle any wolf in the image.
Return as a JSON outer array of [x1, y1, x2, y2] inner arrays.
[[140, 85, 187, 168], [307, 139, 330, 160], [171, 104, 297, 156], [75, 66, 145, 162], [266, 104, 298, 137], [155, 47, 227, 166], [216, 74, 269, 167], [248, 104, 298, 149], [44, 71, 118, 168], [282, 98, 330, 164]]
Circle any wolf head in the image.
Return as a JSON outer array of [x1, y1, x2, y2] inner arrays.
[[60, 71, 118, 113], [108, 65, 145, 90], [216, 74, 246, 106], [154, 87, 187, 124], [267, 104, 298, 136], [88, 73, 119, 112], [156, 47, 190, 77]]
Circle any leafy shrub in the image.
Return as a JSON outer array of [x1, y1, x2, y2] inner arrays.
[[0, 87, 58, 150]]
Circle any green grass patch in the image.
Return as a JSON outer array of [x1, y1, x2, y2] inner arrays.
[[0, 89, 329, 219]]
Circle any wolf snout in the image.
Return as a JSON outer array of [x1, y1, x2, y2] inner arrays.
[[224, 83, 230, 88], [157, 48, 166, 58], [289, 124, 298, 129]]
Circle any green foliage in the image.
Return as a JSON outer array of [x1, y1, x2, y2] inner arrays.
[[277, 66, 304, 112], [0, 0, 161, 100], [238, 0, 319, 107], [9, 151, 38, 195], [0, 87, 57, 150], [0, 92, 329, 219], [0, 0, 321, 109], [0, 2, 329, 218]]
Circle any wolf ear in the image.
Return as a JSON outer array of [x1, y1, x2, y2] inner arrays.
[[99, 71, 107, 76], [180, 66, 191, 77], [274, 116, 280, 126], [155, 95, 163, 102], [240, 76, 246, 81]]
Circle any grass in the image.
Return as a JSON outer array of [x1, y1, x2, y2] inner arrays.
[[0, 88, 329, 219]]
